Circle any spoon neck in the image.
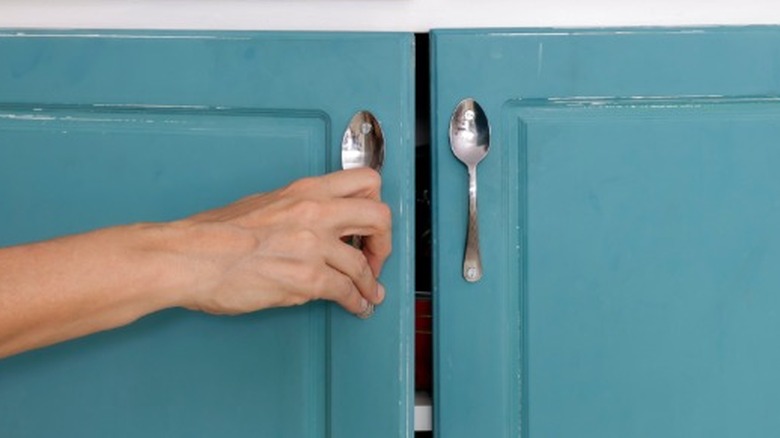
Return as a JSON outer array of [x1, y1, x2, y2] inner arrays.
[[467, 165, 478, 201]]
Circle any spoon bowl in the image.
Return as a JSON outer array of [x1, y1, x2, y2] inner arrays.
[[342, 110, 384, 172], [450, 99, 490, 167]]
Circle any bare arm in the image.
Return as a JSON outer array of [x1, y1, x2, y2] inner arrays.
[[0, 168, 391, 359]]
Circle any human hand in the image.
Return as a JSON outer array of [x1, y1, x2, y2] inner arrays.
[[173, 168, 391, 318]]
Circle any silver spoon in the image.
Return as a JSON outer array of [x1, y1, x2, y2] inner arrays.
[[342, 110, 385, 318], [342, 110, 384, 172], [449, 98, 490, 282]]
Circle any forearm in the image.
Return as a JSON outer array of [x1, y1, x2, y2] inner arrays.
[[0, 169, 391, 359], [0, 223, 194, 359]]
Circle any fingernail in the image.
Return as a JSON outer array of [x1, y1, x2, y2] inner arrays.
[[356, 298, 373, 319], [376, 283, 385, 302]]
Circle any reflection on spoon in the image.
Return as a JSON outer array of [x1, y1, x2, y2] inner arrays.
[[341, 111, 384, 171]]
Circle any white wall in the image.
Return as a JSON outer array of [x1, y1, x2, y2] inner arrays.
[[1, 0, 780, 32]]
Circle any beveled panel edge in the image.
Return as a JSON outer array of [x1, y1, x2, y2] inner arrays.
[[502, 95, 780, 112], [501, 107, 528, 438], [0, 103, 332, 124]]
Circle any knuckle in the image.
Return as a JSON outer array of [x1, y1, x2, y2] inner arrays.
[[292, 199, 323, 223], [294, 229, 319, 252], [382, 241, 393, 258], [374, 203, 393, 233], [376, 203, 392, 230], [286, 176, 316, 195], [364, 168, 382, 190]]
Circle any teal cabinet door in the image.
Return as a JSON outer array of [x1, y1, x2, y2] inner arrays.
[[433, 28, 780, 437], [0, 30, 414, 437]]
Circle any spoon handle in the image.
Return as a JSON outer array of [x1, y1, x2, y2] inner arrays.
[[464, 165, 483, 282]]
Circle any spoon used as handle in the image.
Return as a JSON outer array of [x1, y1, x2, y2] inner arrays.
[[341, 110, 385, 317], [449, 98, 490, 283], [341, 110, 385, 252]]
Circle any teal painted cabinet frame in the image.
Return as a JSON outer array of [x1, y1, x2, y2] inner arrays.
[[0, 30, 415, 438], [432, 27, 780, 438]]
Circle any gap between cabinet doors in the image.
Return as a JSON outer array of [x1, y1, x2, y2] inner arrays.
[[414, 32, 433, 437]]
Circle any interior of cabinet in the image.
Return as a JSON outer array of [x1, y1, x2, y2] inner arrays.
[[414, 32, 433, 436]]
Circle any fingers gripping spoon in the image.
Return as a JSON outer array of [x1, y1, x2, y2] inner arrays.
[[341, 110, 385, 317]]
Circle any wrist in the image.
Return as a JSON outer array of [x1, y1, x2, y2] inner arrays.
[[123, 221, 207, 312], [135, 219, 253, 312]]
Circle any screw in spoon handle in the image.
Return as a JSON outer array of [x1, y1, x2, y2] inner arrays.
[[463, 165, 483, 282]]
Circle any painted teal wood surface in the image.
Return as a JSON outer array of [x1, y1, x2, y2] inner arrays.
[[0, 30, 414, 437], [432, 27, 780, 437]]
